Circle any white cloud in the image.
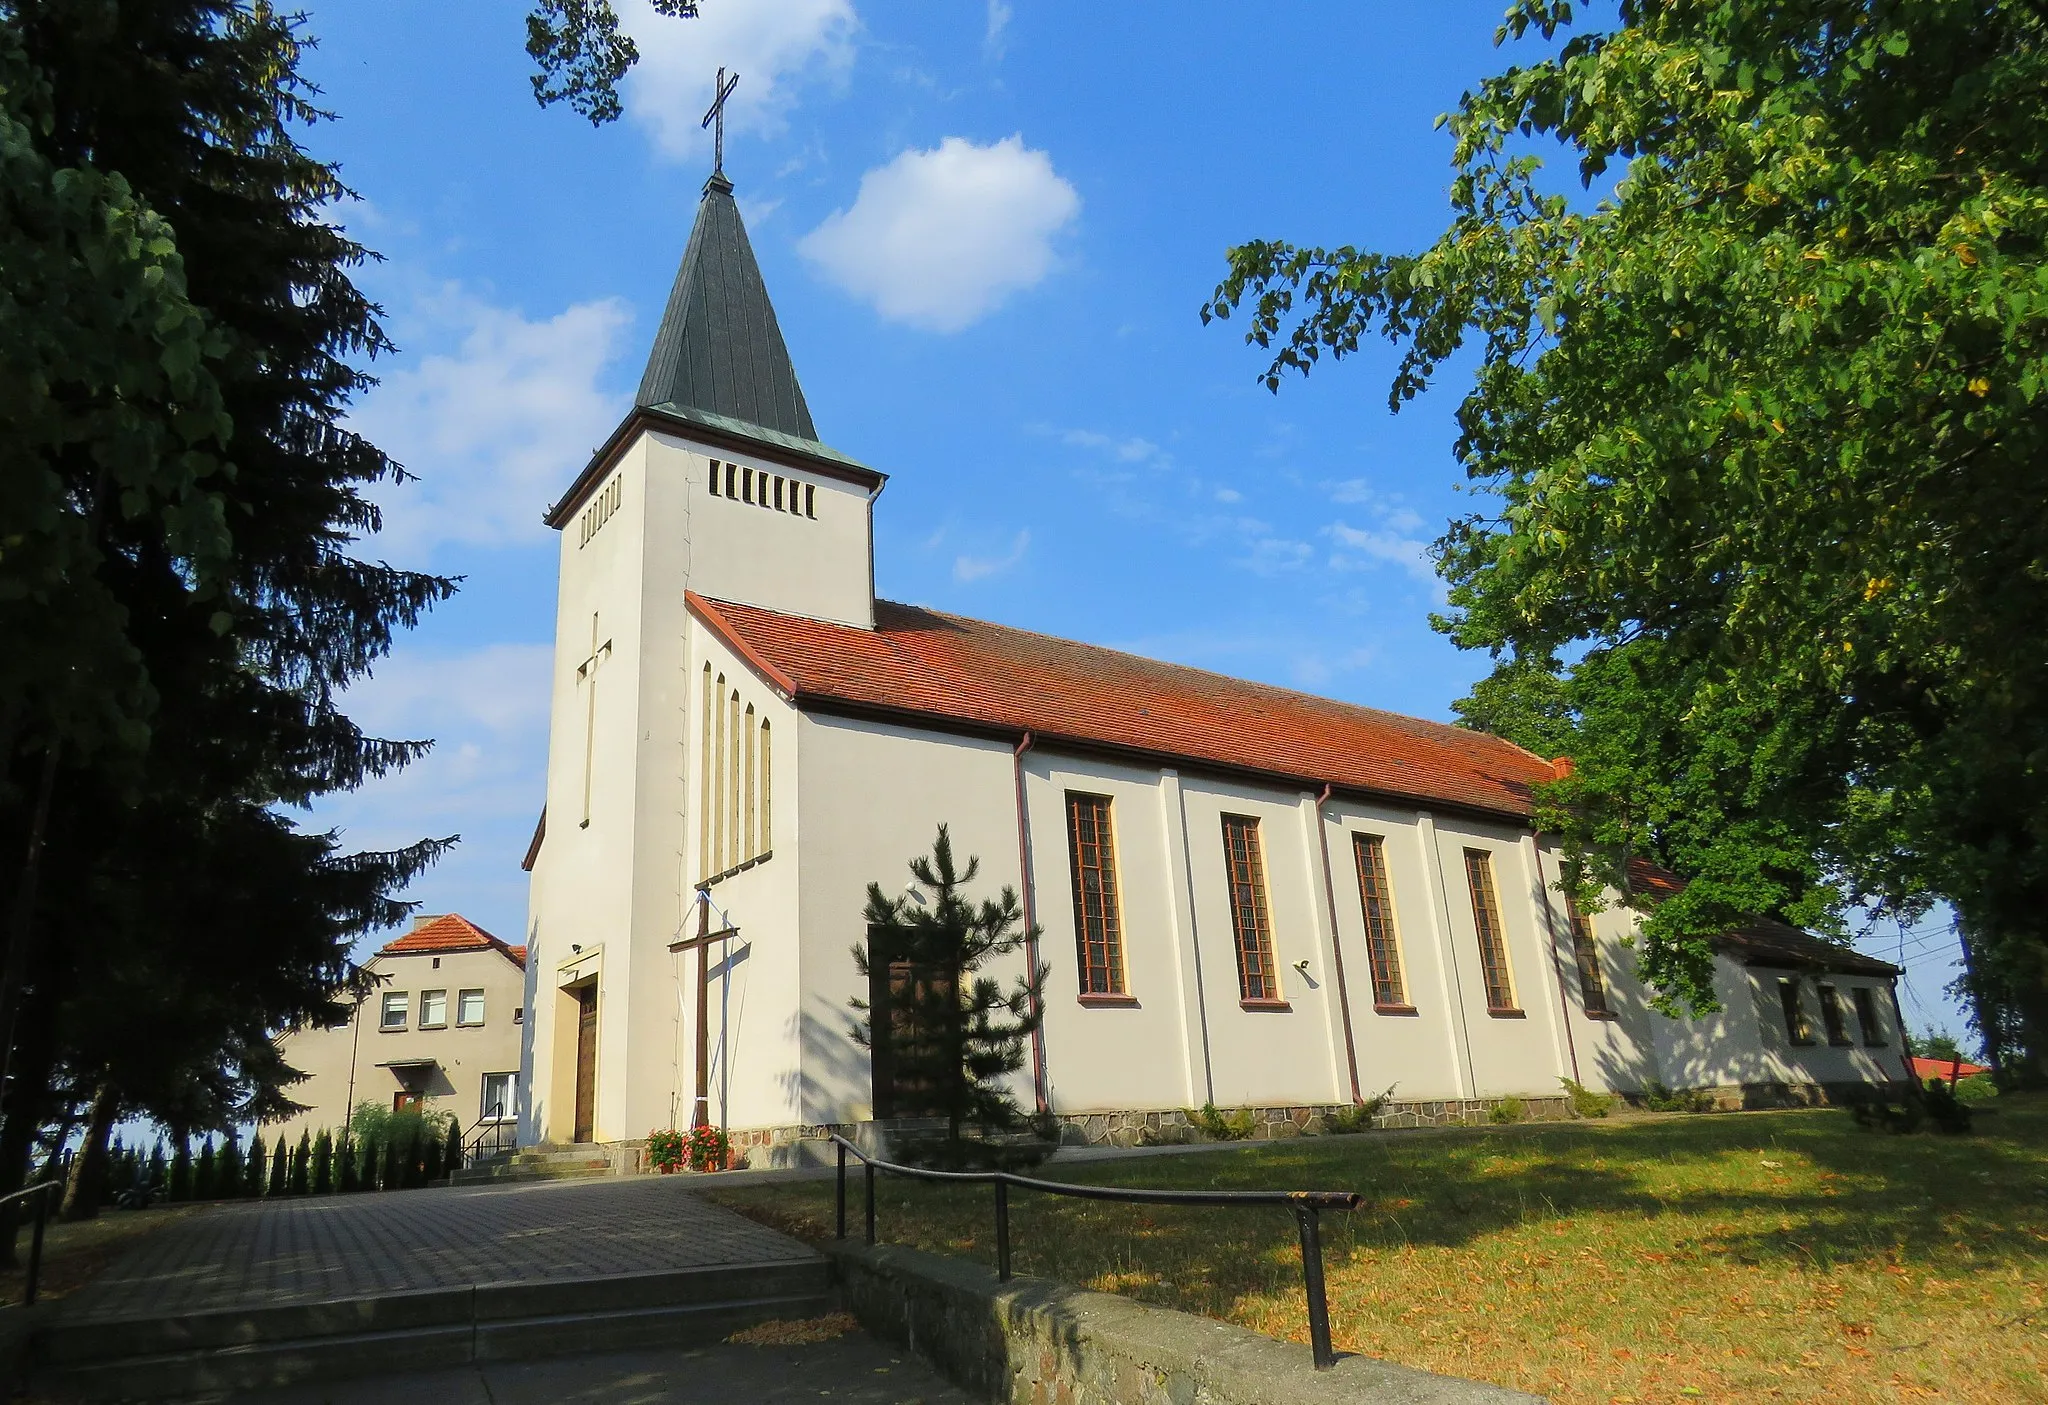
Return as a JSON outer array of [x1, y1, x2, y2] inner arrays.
[[1061, 428, 1161, 464], [351, 290, 631, 559], [1326, 520, 1438, 587], [799, 135, 1080, 332], [954, 529, 1030, 582], [984, 0, 1013, 59], [620, 0, 857, 162]]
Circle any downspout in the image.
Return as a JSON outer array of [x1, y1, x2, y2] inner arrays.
[[1012, 732, 1049, 1114], [1531, 834, 1583, 1087], [1313, 784, 1364, 1104]]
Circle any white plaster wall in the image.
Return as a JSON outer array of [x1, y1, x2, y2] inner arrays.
[[1654, 965, 1909, 1090], [794, 713, 1026, 1126], [1175, 776, 1347, 1109], [1527, 849, 1660, 1096], [647, 431, 874, 628], [1317, 800, 1469, 1103]]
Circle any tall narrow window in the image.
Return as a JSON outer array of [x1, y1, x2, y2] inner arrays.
[[1065, 794, 1127, 997], [1221, 816, 1282, 1005], [774, 476, 785, 511], [743, 704, 757, 860], [805, 484, 816, 518], [708, 459, 720, 495], [1780, 979, 1815, 1044], [1351, 834, 1406, 1009], [1463, 849, 1518, 1013], [1852, 986, 1886, 1046], [700, 665, 714, 878], [1564, 895, 1611, 1015], [1818, 984, 1851, 1045], [758, 719, 772, 853], [724, 462, 737, 498], [727, 691, 741, 872], [711, 673, 727, 873]]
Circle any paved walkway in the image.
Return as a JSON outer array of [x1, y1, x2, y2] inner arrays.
[[210, 1335, 975, 1404], [59, 1176, 816, 1322]]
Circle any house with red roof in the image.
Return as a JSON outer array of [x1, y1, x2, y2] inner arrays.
[[271, 914, 528, 1145], [516, 170, 1909, 1161]]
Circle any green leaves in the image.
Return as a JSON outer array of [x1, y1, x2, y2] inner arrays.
[[1208, 0, 2048, 1044]]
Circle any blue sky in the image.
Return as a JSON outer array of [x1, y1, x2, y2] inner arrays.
[[300, 0, 1974, 1044]]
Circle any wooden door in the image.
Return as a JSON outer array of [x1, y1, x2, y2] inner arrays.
[[573, 984, 598, 1143]]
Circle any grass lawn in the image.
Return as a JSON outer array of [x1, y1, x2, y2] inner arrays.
[[707, 1100, 2048, 1404]]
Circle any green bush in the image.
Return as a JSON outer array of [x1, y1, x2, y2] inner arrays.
[[1327, 1083, 1399, 1134], [1954, 1074, 2000, 1105], [1643, 1081, 1717, 1114], [1489, 1096, 1526, 1125], [312, 1131, 334, 1195], [647, 1128, 687, 1173], [1187, 1103, 1257, 1141], [1561, 1077, 1616, 1119]]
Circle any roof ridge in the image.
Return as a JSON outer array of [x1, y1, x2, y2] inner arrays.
[[886, 599, 1530, 758]]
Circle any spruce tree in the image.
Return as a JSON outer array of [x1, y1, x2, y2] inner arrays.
[[217, 1135, 243, 1200], [311, 1130, 333, 1195], [403, 1125, 426, 1189], [854, 826, 1047, 1152], [442, 1116, 464, 1178], [287, 1132, 310, 1196], [381, 1135, 402, 1193], [267, 1138, 288, 1197], [192, 1139, 215, 1201], [337, 1135, 358, 1193], [146, 1143, 167, 1196], [243, 1134, 267, 1198]]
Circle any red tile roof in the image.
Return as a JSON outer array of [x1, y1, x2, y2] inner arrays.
[[689, 594, 1554, 820], [378, 914, 527, 969], [1909, 1055, 1988, 1081]]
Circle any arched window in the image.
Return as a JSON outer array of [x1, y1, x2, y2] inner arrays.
[[711, 673, 727, 873], [700, 664, 714, 878], [727, 691, 741, 871], [743, 704, 757, 860], [758, 719, 772, 853]]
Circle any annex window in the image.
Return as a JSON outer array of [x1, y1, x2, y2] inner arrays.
[[1351, 834, 1406, 1009], [457, 989, 485, 1027], [1565, 895, 1612, 1016], [1852, 986, 1886, 1046], [1463, 850, 1518, 1013], [1818, 984, 1851, 1046], [1779, 979, 1816, 1045], [481, 1071, 517, 1122], [419, 989, 448, 1028], [379, 991, 408, 1031], [1221, 816, 1282, 1005], [1065, 794, 1127, 998]]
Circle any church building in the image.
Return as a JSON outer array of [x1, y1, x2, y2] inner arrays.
[[516, 169, 1910, 1160]]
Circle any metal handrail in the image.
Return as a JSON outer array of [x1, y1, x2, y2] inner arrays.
[[462, 1114, 517, 1167], [1, 1180, 64, 1308], [827, 1132, 1360, 1370]]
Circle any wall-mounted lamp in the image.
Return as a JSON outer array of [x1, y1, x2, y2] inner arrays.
[[571, 943, 583, 954]]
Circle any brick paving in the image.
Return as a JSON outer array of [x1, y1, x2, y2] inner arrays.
[[59, 1176, 816, 1322]]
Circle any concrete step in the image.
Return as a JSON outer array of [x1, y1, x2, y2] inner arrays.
[[35, 1258, 833, 1400], [451, 1160, 612, 1185]]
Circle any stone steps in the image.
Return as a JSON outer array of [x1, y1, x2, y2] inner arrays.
[[33, 1258, 835, 1400], [451, 1144, 616, 1185]]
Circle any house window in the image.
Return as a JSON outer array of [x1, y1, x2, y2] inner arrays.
[[1818, 984, 1852, 1046], [1463, 850, 1518, 1014], [1565, 896, 1611, 1016], [1065, 794, 1127, 998], [457, 989, 485, 1026], [1221, 816, 1281, 1005], [379, 992, 408, 1031], [1779, 979, 1816, 1045], [1852, 986, 1886, 1046], [1351, 834, 1406, 1009], [481, 1072, 517, 1122], [419, 989, 448, 1028]]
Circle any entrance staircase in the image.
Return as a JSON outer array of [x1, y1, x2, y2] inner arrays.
[[31, 1258, 837, 1399], [452, 1144, 615, 1185]]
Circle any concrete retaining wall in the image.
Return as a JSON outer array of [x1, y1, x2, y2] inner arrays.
[[827, 1241, 1545, 1405]]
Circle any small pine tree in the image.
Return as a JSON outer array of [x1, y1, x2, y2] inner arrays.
[[245, 1134, 268, 1197], [194, 1139, 217, 1200], [338, 1135, 359, 1193], [356, 1136, 378, 1192], [168, 1140, 193, 1202], [403, 1125, 427, 1188], [268, 1138, 289, 1196], [288, 1131, 311, 1195], [218, 1135, 244, 1199], [442, 1116, 464, 1178], [381, 1134, 402, 1192], [312, 1130, 334, 1195]]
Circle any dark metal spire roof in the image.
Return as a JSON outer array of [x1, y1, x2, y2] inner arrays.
[[635, 173, 818, 442]]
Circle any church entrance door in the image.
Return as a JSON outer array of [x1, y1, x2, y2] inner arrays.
[[572, 983, 598, 1143]]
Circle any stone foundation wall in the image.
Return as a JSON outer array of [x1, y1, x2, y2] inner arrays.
[[1053, 1095, 1575, 1149]]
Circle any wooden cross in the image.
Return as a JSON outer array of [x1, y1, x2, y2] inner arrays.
[[670, 889, 739, 1130], [701, 67, 740, 178], [575, 613, 611, 829]]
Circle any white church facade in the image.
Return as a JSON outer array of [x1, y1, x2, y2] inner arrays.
[[516, 172, 1911, 1160]]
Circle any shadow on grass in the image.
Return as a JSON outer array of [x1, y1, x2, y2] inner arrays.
[[711, 1099, 2048, 1328]]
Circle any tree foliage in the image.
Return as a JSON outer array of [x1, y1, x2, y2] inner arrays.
[[1205, 0, 2048, 1065], [852, 826, 1046, 1145]]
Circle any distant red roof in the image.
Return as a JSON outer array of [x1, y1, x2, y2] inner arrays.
[[689, 594, 1553, 820], [1909, 1055, 1988, 1081], [378, 914, 527, 969]]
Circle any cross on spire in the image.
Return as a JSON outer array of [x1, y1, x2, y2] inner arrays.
[[701, 67, 739, 179]]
